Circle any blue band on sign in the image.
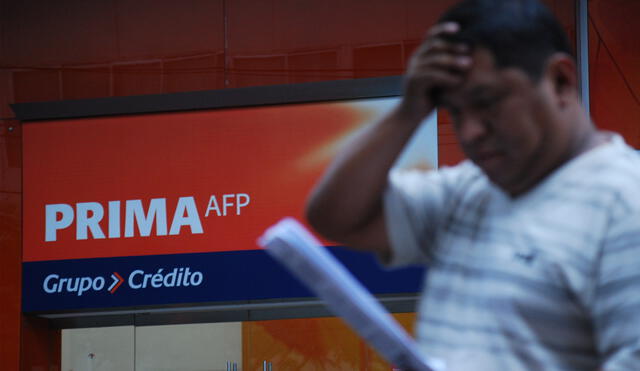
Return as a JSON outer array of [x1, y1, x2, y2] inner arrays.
[[22, 247, 424, 313]]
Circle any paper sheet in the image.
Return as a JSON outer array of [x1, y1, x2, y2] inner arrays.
[[258, 217, 446, 371]]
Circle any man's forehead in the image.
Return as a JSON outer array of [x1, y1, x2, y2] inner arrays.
[[442, 48, 533, 107], [441, 82, 504, 108]]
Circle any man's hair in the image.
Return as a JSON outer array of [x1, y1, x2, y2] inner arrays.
[[439, 0, 573, 80]]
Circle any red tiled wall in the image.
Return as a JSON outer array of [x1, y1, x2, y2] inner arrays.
[[589, 0, 640, 148], [0, 120, 22, 371]]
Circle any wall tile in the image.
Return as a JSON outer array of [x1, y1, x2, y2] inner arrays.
[[163, 54, 225, 93], [1, 0, 118, 66], [62, 66, 112, 100], [115, 0, 224, 59], [113, 62, 162, 96], [230, 55, 287, 88], [13, 69, 60, 103]]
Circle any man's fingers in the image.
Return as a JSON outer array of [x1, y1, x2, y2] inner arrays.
[[404, 68, 465, 99], [410, 22, 469, 67], [412, 70, 464, 88], [410, 53, 472, 74], [402, 21, 471, 108], [426, 21, 459, 38], [415, 38, 468, 57]]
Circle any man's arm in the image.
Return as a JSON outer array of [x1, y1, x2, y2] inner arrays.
[[305, 22, 471, 256], [593, 211, 640, 370]]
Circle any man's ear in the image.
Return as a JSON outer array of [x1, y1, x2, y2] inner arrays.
[[544, 53, 578, 108]]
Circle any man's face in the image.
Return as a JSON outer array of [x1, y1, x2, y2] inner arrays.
[[442, 47, 568, 196]]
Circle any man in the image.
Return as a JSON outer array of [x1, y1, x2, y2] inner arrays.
[[306, 0, 640, 370]]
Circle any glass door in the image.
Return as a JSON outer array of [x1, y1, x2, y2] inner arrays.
[[62, 322, 242, 371], [61, 313, 416, 370]]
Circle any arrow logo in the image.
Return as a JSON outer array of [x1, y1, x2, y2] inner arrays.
[[108, 272, 124, 294]]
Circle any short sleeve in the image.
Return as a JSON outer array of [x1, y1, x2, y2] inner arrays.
[[593, 211, 640, 370], [383, 161, 474, 267]]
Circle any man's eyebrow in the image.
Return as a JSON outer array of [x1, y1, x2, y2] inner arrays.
[[440, 85, 507, 110], [467, 85, 501, 99], [465, 85, 511, 107]]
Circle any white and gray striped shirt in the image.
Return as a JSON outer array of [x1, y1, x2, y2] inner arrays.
[[385, 135, 640, 370]]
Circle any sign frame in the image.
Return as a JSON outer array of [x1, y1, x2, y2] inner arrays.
[[14, 76, 430, 327]]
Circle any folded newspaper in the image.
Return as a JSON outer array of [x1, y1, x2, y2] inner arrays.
[[258, 217, 446, 371]]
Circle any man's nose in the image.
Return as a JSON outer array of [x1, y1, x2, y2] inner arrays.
[[456, 114, 488, 144]]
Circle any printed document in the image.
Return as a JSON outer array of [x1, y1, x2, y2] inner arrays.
[[258, 217, 446, 371]]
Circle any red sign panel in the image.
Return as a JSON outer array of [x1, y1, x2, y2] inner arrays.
[[23, 98, 436, 262]]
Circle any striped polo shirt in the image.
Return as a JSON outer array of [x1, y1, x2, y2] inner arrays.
[[384, 135, 640, 370]]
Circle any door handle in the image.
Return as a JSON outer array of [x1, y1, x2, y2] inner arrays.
[[226, 361, 238, 371]]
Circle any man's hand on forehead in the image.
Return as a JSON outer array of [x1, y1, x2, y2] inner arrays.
[[399, 22, 472, 121]]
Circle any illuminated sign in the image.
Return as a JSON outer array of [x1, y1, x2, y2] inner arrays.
[[21, 89, 435, 313]]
